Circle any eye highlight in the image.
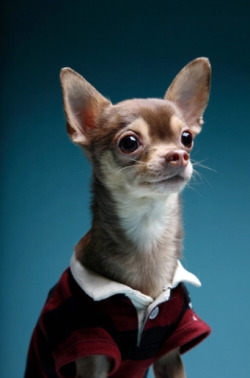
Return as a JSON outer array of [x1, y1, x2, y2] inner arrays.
[[181, 130, 193, 148], [119, 135, 140, 154]]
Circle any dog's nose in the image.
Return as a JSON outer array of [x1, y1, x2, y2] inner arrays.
[[166, 150, 189, 167]]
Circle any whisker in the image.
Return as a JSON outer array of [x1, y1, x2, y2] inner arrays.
[[192, 159, 217, 173], [189, 158, 216, 191], [192, 168, 205, 183], [185, 182, 203, 197], [192, 167, 214, 190], [116, 159, 148, 173]]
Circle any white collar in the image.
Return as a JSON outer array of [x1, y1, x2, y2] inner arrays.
[[70, 253, 201, 308]]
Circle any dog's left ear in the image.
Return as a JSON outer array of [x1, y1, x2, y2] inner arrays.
[[165, 57, 211, 135]]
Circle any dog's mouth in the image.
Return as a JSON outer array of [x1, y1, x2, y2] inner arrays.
[[139, 171, 191, 193], [144, 172, 187, 185], [142, 163, 193, 187], [155, 174, 184, 183]]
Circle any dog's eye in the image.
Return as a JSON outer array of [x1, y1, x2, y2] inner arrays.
[[119, 135, 140, 153], [181, 130, 193, 148]]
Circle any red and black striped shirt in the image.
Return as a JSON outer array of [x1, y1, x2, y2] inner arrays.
[[25, 258, 211, 377]]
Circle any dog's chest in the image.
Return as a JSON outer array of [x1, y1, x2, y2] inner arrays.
[[114, 191, 179, 253]]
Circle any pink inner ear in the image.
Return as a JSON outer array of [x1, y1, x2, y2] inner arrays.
[[83, 109, 96, 129]]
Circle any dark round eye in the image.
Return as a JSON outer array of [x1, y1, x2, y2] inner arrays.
[[181, 130, 193, 148], [119, 135, 140, 153]]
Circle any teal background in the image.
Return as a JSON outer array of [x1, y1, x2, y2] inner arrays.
[[1, 1, 250, 377]]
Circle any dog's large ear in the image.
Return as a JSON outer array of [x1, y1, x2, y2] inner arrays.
[[165, 57, 211, 135], [60, 68, 111, 145]]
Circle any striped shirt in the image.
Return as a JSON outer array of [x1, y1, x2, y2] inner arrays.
[[25, 255, 211, 377]]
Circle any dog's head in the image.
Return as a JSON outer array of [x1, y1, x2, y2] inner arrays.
[[60, 58, 211, 197]]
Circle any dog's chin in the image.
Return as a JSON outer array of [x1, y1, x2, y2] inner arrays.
[[154, 176, 189, 193], [141, 173, 191, 195]]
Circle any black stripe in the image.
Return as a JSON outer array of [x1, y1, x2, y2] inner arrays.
[[42, 271, 137, 351], [42, 274, 189, 363]]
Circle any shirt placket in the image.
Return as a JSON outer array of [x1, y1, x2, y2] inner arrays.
[[136, 288, 172, 346]]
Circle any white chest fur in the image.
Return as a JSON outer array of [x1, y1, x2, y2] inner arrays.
[[114, 189, 179, 253]]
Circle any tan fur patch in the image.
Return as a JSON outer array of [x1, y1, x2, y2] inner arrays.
[[115, 117, 151, 145], [169, 115, 185, 135]]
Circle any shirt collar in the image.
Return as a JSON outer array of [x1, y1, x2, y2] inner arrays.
[[70, 253, 201, 307]]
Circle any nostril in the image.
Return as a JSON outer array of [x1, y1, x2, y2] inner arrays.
[[183, 152, 189, 161], [168, 152, 180, 162]]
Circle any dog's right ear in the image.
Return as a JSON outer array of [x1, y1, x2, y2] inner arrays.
[[60, 68, 111, 145]]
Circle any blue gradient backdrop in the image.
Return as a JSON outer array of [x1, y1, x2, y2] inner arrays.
[[1, 1, 250, 377]]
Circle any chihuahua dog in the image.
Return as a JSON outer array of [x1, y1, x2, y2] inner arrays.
[[25, 58, 211, 378]]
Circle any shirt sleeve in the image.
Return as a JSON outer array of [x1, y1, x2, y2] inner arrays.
[[155, 284, 211, 358], [54, 327, 121, 377], [165, 307, 211, 354]]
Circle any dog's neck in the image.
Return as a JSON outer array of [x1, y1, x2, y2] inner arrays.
[[76, 176, 183, 299]]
